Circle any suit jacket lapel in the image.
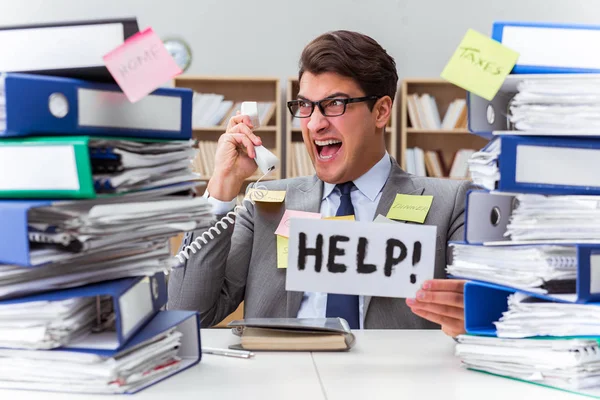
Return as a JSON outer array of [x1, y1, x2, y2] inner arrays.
[[364, 158, 424, 318], [285, 175, 323, 317]]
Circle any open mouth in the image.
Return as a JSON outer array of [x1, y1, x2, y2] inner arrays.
[[314, 139, 343, 161]]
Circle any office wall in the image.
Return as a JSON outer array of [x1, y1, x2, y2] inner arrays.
[[1, 0, 598, 81]]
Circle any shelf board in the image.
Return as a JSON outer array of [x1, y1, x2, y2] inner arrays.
[[193, 126, 277, 132], [406, 128, 471, 135]]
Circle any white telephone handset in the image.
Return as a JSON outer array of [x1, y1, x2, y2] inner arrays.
[[241, 101, 280, 174], [174, 101, 280, 264]]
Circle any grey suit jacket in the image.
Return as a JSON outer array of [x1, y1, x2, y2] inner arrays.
[[168, 158, 473, 329]]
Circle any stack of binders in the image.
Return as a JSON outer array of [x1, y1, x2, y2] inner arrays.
[[0, 18, 208, 394], [450, 21, 600, 398]]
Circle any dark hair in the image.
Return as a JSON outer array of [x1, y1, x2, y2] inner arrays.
[[298, 30, 398, 104]]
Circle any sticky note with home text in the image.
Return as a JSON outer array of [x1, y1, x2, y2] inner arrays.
[[103, 27, 182, 102], [247, 189, 286, 203], [277, 235, 289, 269], [440, 28, 519, 101], [386, 194, 433, 224]]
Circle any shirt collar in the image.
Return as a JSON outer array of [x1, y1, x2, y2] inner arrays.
[[322, 152, 391, 202]]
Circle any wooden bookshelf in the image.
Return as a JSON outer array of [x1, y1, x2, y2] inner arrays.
[[398, 78, 488, 178], [174, 76, 282, 183], [285, 78, 397, 178]]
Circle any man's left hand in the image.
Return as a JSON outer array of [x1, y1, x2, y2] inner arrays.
[[405, 279, 466, 337]]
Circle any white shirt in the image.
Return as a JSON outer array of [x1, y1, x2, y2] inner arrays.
[[296, 152, 391, 329], [206, 152, 392, 329]]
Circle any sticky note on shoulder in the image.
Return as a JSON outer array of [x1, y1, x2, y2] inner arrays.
[[247, 189, 286, 203], [277, 235, 289, 269], [103, 27, 182, 102], [386, 194, 433, 223], [440, 28, 519, 101]]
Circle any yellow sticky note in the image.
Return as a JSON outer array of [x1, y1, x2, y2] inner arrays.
[[276, 235, 289, 269], [440, 29, 519, 101], [324, 215, 355, 221], [247, 189, 286, 203], [386, 194, 433, 223]]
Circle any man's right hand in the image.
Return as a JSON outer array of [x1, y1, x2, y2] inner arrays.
[[206, 114, 262, 202]]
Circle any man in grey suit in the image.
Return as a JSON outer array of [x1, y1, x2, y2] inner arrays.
[[168, 30, 471, 337]]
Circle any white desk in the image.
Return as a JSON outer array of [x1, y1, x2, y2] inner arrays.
[[1, 330, 587, 400]]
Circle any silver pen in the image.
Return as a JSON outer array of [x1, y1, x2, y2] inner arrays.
[[203, 347, 255, 359]]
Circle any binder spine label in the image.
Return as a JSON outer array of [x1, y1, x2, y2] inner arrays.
[[77, 88, 182, 132], [590, 254, 600, 294], [118, 278, 154, 338]]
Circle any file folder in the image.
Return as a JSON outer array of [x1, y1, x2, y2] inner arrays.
[[0, 18, 139, 82], [464, 280, 600, 336], [0, 310, 201, 394], [452, 243, 600, 304], [467, 72, 600, 138], [0, 73, 192, 139], [474, 135, 600, 195], [463, 190, 514, 244], [492, 21, 600, 74], [0, 136, 199, 199], [0, 273, 167, 350]]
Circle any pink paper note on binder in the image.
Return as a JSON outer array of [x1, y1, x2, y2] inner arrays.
[[275, 210, 322, 238], [103, 27, 182, 102]]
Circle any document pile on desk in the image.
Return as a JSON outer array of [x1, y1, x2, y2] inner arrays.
[[452, 20, 600, 398], [0, 17, 205, 395], [456, 335, 600, 392]]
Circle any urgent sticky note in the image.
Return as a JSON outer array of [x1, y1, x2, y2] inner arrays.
[[440, 28, 519, 101], [247, 189, 286, 203], [386, 194, 434, 223], [103, 27, 182, 102], [277, 235, 289, 269]]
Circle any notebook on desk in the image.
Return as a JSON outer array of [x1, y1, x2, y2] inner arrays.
[[227, 318, 356, 351]]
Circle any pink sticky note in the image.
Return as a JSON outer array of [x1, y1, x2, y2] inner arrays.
[[275, 210, 322, 238], [103, 27, 182, 102]]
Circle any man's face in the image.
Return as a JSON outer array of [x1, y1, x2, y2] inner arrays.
[[298, 72, 385, 184]]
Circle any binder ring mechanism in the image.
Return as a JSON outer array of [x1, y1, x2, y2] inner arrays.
[[92, 295, 116, 333]]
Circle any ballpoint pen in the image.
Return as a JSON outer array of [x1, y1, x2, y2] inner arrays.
[[203, 347, 255, 359]]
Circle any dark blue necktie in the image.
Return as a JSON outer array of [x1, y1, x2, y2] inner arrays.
[[325, 182, 360, 329]]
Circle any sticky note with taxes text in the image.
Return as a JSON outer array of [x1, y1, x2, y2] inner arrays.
[[440, 28, 519, 101], [386, 194, 433, 224]]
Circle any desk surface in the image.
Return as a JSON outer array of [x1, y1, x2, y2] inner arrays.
[[2, 329, 587, 400]]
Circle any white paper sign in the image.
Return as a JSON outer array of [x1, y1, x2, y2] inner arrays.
[[285, 219, 437, 298]]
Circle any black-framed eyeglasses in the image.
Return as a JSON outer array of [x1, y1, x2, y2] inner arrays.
[[287, 95, 380, 118]]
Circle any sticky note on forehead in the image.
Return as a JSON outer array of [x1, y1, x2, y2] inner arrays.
[[386, 194, 433, 224], [440, 28, 519, 101]]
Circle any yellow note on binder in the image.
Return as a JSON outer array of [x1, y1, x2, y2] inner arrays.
[[441, 28, 519, 101]]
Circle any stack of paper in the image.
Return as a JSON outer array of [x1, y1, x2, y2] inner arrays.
[[509, 78, 600, 132], [89, 139, 199, 192], [447, 244, 576, 293], [466, 139, 500, 190], [456, 335, 600, 392], [0, 241, 173, 300], [0, 296, 105, 349], [494, 293, 600, 338], [506, 194, 600, 241], [26, 196, 212, 265], [0, 328, 183, 394]]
